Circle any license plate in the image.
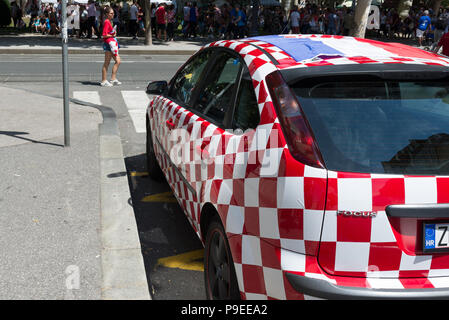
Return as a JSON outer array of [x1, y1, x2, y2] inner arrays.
[[424, 223, 449, 252]]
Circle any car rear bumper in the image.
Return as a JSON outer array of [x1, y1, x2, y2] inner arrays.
[[285, 272, 449, 300]]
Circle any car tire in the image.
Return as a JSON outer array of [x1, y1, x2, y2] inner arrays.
[[146, 120, 164, 181], [204, 217, 241, 300]]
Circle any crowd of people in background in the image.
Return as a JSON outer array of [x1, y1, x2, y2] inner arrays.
[[8, 0, 449, 48]]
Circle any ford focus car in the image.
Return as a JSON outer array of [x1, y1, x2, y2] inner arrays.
[[145, 34, 449, 299]]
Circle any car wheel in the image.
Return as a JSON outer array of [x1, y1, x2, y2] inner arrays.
[[146, 120, 164, 181], [204, 217, 240, 300]]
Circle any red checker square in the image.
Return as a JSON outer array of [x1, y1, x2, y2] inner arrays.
[[277, 209, 304, 240], [245, 150, 263, 178], [282, 272, 305, 300], [304, 240, 319, 256], [304, 255, 320, 274], [368, 242, 402, 271], [430, 253, 449, 270], [436, 177, 449, 203], [336, 214, 372, 242], [372, 178, 405, 211], [259, 102, 278, 125], [194, 163, 202, 182], [259, 238, 281, 269], [248, 57, 268, 75], [399, 270, 430, 279], [317, 241, 336, 274], [304, 177, 327, 210], [278, 150, 305, 177], [243, 207, 260, 236], [223, 153, 236, 179], [247, 49, 265, 57], [227, 234, 242, 264], [207, 160, 215, 180], [399, 276, 434, 289], [234, 43, 249, 53], [258, 177, 278, 208], [242, 264, 267, 295], [231, 179, 245, 206], [257, 81, 268, 104], [326, 178, 338, 211]]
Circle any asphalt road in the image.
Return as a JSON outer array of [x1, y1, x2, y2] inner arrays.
[[1, 53, 207, 299]]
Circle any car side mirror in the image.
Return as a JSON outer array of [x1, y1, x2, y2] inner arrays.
[[146, 81, 168, 95]]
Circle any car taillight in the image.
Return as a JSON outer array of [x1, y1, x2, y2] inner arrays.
[[266, 71, 324, 168]]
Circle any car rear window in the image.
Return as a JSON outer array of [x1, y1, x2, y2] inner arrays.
[[291, 77, 449, 175]]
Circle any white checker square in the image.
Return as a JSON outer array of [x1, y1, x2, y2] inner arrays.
[[303, 210, 324, 241], [226, 205, 245, 234], [260, 148, 283, 177], [277, 177, 304, 209], [399, 252, 432, 271], [280, 239, 305, 254], [259, 208, 280, 239], [335, 242, 370, 272], [244, 178, 259, 207], [304, 165, 327, 178], [217, 179, 233, 204], [320, 211, 337, 242], [404, 177, 437, 204], [263, 267, 286, 300], [241, 235, 262, 266], [370, 211, 396, 243], [280, 248, 306, 273], [338, 178, 372, 211]]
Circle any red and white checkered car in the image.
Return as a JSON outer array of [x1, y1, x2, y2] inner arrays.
[[146, 35, 449, 299]]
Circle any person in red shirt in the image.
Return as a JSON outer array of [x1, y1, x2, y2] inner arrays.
[[433, 31, 449, 56], [155, 3, 167, 41], [101, 6, 121, 87]]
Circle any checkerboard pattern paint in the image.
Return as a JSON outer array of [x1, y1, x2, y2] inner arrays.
[[147, 36, 449, 299]]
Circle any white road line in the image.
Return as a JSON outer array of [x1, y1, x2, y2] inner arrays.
[[121, 90, 150, 133], [73, 91, 101, 105]]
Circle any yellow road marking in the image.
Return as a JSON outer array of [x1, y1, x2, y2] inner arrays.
[[157, 249, 204, 271], [130, 171, 148, 177], [142, 191, 177, 203]]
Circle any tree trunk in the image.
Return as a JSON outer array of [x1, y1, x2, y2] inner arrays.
[[432, 0, 442, 14], [351, 0, 372, 38], [144, 0, 152, 46]]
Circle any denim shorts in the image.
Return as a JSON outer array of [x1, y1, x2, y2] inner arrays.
[[103, 38, 120, 56]]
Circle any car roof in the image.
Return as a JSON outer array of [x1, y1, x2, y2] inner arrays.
[[216, 35, 449, 70]]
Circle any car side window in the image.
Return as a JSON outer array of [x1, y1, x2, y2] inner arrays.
[[194, 52, 242, 127], [169, 50, 212, 105], [232, 67, 260, 130]]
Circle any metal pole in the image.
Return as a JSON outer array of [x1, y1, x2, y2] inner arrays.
[[62, 0, 70, 147]]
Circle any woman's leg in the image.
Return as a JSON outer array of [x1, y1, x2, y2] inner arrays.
[[102, 52, 113, 82], [110, 54, 121, 81]]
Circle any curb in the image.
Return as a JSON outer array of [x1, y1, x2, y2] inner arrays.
[[73, 97, 152, 300], [0, 48, 198, 55]]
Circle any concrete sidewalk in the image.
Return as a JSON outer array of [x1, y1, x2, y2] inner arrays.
[[0, 86, 151, 299], [0, 33, 206, 55], [0, 32, 425, 55]]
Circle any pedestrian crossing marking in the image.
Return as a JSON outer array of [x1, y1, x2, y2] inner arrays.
[[73, 91, 101, 105], [142, 191, 177, 203], [72, 90, 149, 134], [157, 249, 204, 272], [121, 91, 150, 133]]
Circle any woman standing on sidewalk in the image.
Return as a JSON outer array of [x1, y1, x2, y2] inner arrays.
[[101, 6, 121, 87]]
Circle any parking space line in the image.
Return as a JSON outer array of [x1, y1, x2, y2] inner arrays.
[[141, 191, 177, 203], [157, 249, 204, 272]]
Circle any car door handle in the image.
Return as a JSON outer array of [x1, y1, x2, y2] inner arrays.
[[166, 119, 175, 130]]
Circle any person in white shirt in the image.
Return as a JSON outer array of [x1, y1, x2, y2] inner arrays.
[[129, 0, 139, 39], [290, 7, 300, 34]]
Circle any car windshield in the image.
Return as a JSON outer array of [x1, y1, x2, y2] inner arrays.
[[291, 78, 449, 175]]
